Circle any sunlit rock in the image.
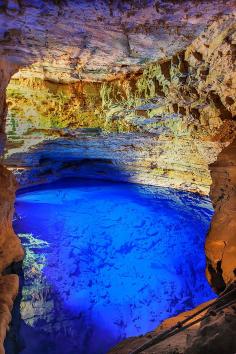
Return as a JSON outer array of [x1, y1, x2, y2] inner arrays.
[[0, 0, 235, 353]]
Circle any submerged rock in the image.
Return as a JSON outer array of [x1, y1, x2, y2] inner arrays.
[[13, 180, 215, 354]]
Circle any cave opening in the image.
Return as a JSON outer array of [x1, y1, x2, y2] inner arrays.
[[3, 68, 217, 354], [1, 3, 235, 351]]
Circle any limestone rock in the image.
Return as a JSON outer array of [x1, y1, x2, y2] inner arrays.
[[0, 164, 23, 352], [0, 275, 19, 354], [0, 165, 24, 273], [206, 139, 236, 292], [0, 1, 235, 353], [0, 0, 234, 82]]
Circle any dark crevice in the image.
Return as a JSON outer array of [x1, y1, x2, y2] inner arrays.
[[178, 52, 189, 74], [225, 96, 234, 106], [172, 103, 178, 113], [191, 51, 203, 62], [172, 54, 179, 66], [209, 92, 233, 120], [63, 158, 113, 167], [154, 79, 165, 96], [190, 108, 200, 120], [4, 261, 25, 354], [179, 106, 186, 115], [160, 60, 171, 81], [207, 260, 226, 294], [200, 67, 209, 79], [188, 86, 199, 98]]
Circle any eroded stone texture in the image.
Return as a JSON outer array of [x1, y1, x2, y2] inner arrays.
[[0, 59, 19, 155], [4, 9, 236, 195], [0, 58, 23, 353], [0, 0, 235, 353], [0, 165, 23, 353], [206, 139, 236, 292], [109, 299, 236, 354], [5, 131, 223, 194], [0, 165, 23, 272], [185, 303, 236, 354], [1, 0, 235, 82], [0, 275, 19, 354], [109, 300, 215, 354]]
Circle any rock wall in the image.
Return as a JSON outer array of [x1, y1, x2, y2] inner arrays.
[[206, 139, 236, 292], [4, 129, 222, 194], [4, 9, 236, 195], [1, 0, 235, 82], [0, 0, 235, 353], [0, 275, 19, 354], [0, 59, 19, 155], [0, 165, 23, 273], [0, 60, 24, 354], [109, 297, 236, 354]]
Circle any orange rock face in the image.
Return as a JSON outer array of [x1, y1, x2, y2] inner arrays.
[[0, 59, 24, 353], [0, 165, 24, 352], [206, 139, 236, 291], [0, 165, 24, 273]]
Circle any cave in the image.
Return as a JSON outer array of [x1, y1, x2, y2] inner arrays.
[[0, 1, 236, 354]]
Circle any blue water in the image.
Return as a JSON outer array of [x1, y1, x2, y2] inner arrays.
[[14, 178, 215, 354]]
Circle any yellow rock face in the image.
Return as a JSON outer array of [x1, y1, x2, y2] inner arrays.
[[5, 14, 236, 197]]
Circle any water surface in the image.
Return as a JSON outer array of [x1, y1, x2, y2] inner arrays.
[[14, 178, 215, 354]]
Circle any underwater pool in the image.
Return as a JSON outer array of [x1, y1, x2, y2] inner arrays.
[[13, 178, 215, 354]]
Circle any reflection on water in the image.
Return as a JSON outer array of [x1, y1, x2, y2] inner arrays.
[[14, 178, 215, 354]]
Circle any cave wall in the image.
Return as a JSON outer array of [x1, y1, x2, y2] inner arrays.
[[0, 0, 235, 353], [0, 60, 24, 354], [4, 10, 236, 195], [206, 139, 236, 291], [0, 59, 19, 155], [2, 0, 235, 82]]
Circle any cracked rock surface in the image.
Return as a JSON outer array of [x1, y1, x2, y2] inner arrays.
[[0, 1, 235, 353]]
